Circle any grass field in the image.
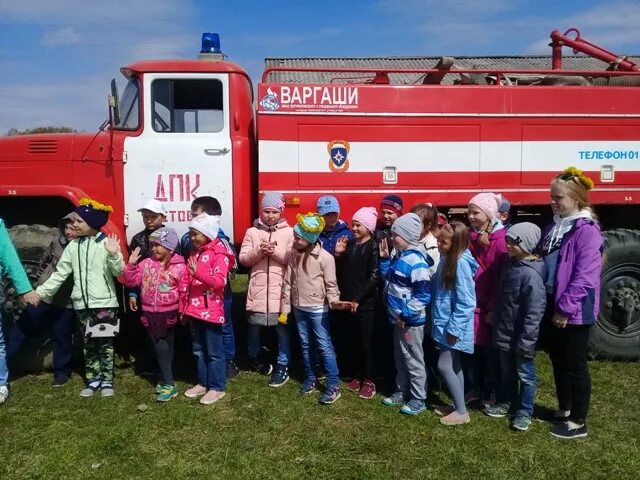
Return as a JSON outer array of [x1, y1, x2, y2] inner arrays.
[[1, 352, 639, 480]]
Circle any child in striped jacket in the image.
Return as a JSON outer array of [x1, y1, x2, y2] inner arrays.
[[379, 213, 433, 416]]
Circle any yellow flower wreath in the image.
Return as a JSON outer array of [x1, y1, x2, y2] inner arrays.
[[79, 197, 114, 213], [559, 166, 595, 191]]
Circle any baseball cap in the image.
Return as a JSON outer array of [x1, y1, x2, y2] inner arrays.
[[137, 199, 166, 215]]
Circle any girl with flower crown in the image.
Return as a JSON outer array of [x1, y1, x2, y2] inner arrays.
[[35, 197, 125, 398], [538, 167, 603, 440], [280, 213, 350, 404]]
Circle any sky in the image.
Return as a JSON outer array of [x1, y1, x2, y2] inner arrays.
[[0, 0, 638, 134]]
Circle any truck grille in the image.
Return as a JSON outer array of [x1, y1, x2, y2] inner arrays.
[[28, 140, 58, 154]]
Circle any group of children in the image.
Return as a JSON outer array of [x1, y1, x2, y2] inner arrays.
[[0, 166, 602, 439]]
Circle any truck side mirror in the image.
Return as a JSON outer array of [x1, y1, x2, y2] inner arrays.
[[109, 78, 121, 126]]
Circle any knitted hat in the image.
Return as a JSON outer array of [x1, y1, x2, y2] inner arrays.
[[352, 207, 378, 233], [137, 199, 166, 215], [468, 193, 502, 220], [506, 222, 541, 254], [293, 213, 325, 244], [391, 212, 422, 246], [380, 194, 403, 216], [499, 197, 511, 214], [317, 195, 340, 215], [74, 197, 112, 231], [149, 227, 179, 252], [189, 213, 220, 241], [261, 192, 285, 213]]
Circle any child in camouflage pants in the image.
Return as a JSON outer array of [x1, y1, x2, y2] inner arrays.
[[36, 198, 124, 398]]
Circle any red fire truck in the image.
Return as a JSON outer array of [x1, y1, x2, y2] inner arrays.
[[1, 29, 639, 360]]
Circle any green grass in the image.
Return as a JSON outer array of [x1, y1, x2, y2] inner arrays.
[[1, 354, 639, 480]]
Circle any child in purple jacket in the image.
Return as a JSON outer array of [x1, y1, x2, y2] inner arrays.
[[539, 167, 603, 440]]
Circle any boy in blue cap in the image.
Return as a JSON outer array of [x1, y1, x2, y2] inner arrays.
[[316, 195, 354, 256]]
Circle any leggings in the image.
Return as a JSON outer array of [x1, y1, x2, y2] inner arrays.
[[148, 330, 175, 386], [438, 348, 467, 414]]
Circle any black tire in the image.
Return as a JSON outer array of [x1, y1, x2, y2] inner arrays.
[[590, 229, 640, 361], [1, 224, 57, 373]]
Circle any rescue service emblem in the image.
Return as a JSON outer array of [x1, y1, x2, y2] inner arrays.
[[259, 87, 280, 111], [327, 139, 350, 173]]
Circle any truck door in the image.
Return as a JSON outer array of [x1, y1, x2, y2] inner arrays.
[[123, 73, 233, 243]]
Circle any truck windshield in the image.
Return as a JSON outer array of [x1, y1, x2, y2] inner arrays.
[[114, 77, 140, 130]]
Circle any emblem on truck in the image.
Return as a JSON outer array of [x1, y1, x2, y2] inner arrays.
[[327, 139, 350, 173], [259, 87, 280, 111]]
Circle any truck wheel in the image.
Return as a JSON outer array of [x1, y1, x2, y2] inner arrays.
[[590, 229, 640, 361], [1, 224, 57, 373]]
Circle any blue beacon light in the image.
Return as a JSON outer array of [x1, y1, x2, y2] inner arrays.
[[201, 33, 221, 54]]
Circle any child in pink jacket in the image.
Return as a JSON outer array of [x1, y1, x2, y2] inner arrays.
[[123, 227, 186, 402], [466, 193, 509, 406], [179, 214, 233, 406], [240, 192, 293, 387]]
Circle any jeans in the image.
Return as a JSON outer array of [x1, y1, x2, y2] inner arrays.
[[547, 323, 592, 423], [498, 350, 537, 416], [222, 295, 235, 361], [248, 323, 291, 366], [294, 307, 339, 388], [0, 311, 8, 386], [6, 304, 74, 378], [191, 318, 226, 391]]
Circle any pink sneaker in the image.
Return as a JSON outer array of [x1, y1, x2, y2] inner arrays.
[[345, 379, 361, 393], [358, 380, 376, 399], [440, 411, 471, 426], [200, 390, 226, 405], [184, 384, 207, 399]]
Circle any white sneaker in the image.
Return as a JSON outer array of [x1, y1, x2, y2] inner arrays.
[[0, 385, 9, 404]]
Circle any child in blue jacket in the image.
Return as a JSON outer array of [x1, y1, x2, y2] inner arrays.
[[379, 213, 432, 416], [431, 221, 477, 426]]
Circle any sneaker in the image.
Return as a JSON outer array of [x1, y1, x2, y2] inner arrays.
[[156, 385, 178, 402], [0, 385, 8, 404], [345, 378, 361, 393], [400, 399, 427, 416], [358, 380, 376, 400], [52, 374, 70, 388], [550, 421, 588, 439], [319, 386, 341, 404], [440, 411, 471, 426], [80, 382, 100, 398], [250, 357, 273, 376], [184, 384, 207, 399], [511, 412, 532, 432], [382, 391, 406, 407], [200, 390, 226, 405], [227, 360, 240, 379], [154, 383, 163, 394], [464, 390, 481, 405], [434, 405, 455, 417], [300, 378, 317, 395], [484, 402, 511, 418], [268, 364, 289, 388], [100, 384, 115, 397]]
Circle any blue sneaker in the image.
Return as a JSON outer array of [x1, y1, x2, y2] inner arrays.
[[156, 385, 178, 402], [300, 378, 317, 395], [400, 399, 426, 416], [382, 391, 405, 407], [268, 364, 289, 388], [319, 386, 341, 404], [484, 402, 511, 418]]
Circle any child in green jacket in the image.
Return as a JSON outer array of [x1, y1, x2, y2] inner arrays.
[[35, 198, 124, 398]]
